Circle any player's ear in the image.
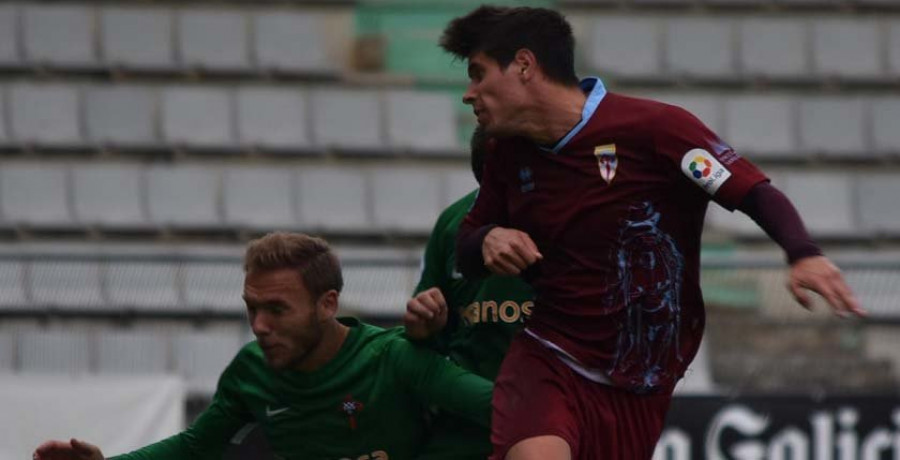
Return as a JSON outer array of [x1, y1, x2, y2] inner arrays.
[[316, 289, 339, 320], [513, 49, 537, 80]]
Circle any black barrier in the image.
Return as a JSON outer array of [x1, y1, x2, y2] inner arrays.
[[658, 395, 900, 460]]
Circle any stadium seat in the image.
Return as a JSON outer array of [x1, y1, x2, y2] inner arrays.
[[0, 261, 28, 310], [23, 4, 96, 68], [586, 17, 662, 78], [254, 11, 332, 74], [858, 174, 900, 236], [236, 87, 311, 151], [665, 19, 737, 78], [178, 10, 251, 72], [85, 86, 158, 148], [19, 331, 92, 374], [183, 263, 244, 313], [723, 95, 799, 159], [106, 262, 180, 311], [739, 19, 809, 79], [442, 169, 477, 209], [0, 163, 74, 227], [871, 98, 900, 155], [0, 4, 20, 68], [97, 332, 170, 374], [100, 7, 174, 71], [8, 83, 82, 147], [146, 166, 222, 228], [889, 22, 900, 76], [174, 332, 245, 394], [0, 90, 9, 147], [385, 91, 459, 154], [798, 97, 869, 158], [0, 332, 13, 372], [812, 19, 882, 79], [72, 164, 147, 228], [782, 173, 856, 237], [30, 261, 106, 310], [161, 86, 234, 149], [371, 168, 441, 233], [844, 271, 900, 319], [310, 89, 384, 152], [222, 167, 298, 230], [297, 167, 369, 232]]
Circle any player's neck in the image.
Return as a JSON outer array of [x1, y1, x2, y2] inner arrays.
[[519, 83, 587, 146], [295, 320, 350, 373]]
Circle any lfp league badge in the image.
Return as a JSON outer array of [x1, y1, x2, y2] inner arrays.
[[594, 144, 617, 184]]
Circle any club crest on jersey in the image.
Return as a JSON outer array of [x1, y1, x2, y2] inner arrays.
[[339, 394, 364, 430], [680, 148, 731, 195], [593, 144, 617, 184]]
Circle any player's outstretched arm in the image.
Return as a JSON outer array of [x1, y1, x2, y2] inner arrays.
[[735, 182, 866, 318], [34, 438, 104, 460], [404, 287, 449, 340], [789, 255, 865, 317], [482, 227, 542, 276]]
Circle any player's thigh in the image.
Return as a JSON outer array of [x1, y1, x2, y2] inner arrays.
[[506, 435, 571, 460], [491, 335, 579, 457]]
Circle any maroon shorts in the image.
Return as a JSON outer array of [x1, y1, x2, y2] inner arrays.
[[490, 333, 672, 460]]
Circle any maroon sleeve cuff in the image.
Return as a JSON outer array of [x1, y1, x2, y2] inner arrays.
[[736, 182, 823, 265], [456, 224, 496, 278]]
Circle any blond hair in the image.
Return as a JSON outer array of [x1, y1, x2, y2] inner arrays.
[[244, 232, 343, 299]]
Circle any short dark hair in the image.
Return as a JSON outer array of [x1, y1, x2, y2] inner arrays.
[[244, 232, 343, 300], [440, 6, 578, 86], [469, 126, 493, 184]]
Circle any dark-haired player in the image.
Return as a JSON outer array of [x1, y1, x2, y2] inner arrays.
[[34, 232, 492, 460], [441, 6, 865, 460]]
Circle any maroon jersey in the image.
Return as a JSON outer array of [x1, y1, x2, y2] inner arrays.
[[459, 81, 767, 393]]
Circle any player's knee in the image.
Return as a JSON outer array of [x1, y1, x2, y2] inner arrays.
[[506, 435, 571, 460]]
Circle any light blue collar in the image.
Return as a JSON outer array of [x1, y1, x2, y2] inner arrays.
[[541, 77, 607, 155]]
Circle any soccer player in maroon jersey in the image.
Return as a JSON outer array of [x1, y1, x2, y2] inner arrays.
[[440, 6, 866, 460]]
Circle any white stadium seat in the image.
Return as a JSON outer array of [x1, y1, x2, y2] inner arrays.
[[724, 96, 798, 159], [30, 261, 106, 310], [0, 5, 21, 68], [297, 167, 369, 232], [739, 19, 809, 78], [254, 12, 333, 74], [106, 262, 180, 311], [782, 173, 856, 237], [146, 166, 221, 228], [0, 163, 73, 227], [587, 17, 663, 78], [97, 332, 170, 374], [311, 89, 384, 151], [371, 168, 442, 233], [222, 167, 298, 230], [798, 97, 869, 158], [183, 263, 245, 313], [812, 19, 882, 79], [72, 163, 147, 228], [236, 87, 311, 150], [101, 7, 174, 70], [385, 91, 460, 153], [23, 5, 96, 67], [161, 87, 234, 149], [85, 86, 158, 148], [665, 19, 737, 78], [178, 10, 251, 72], [8, 83, 82, 147]]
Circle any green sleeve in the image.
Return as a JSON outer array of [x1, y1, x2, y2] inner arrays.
[[414, 210, 450, 296], [108, 361, 252, 460], [389, 337, 492, 428]]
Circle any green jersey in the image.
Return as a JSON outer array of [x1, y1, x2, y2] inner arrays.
[[414, 190, 534, 460], [110, 318, 491, 460]]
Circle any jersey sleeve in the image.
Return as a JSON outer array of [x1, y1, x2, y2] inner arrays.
[[388, 336, 492, 428], [457, 149, 510, 277], [653, 104, 768, 210], [108, 355, 252, 460], [414, 208, 452, 296]]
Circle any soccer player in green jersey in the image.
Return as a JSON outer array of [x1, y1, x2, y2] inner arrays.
[[405, 128, 534, 460], [34, 232, 492, 460]]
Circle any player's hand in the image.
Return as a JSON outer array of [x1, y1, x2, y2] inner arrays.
[[404, 287, 448, 340], [788, 256, 866, 318], [34, 438, 104, 460], [482, 227, 542, 276]]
